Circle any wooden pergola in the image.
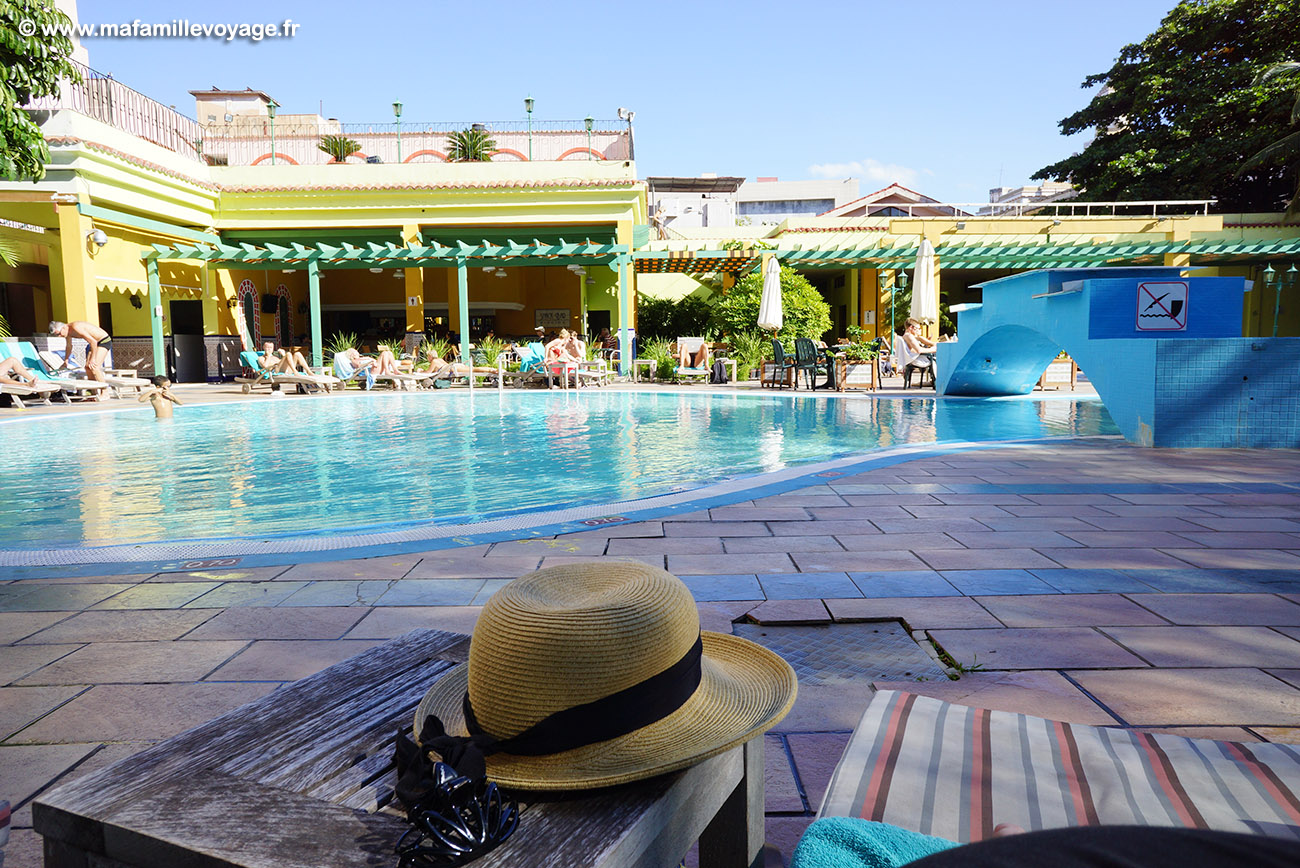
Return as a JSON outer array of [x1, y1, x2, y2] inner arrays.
[[142, 237, 632, 374]]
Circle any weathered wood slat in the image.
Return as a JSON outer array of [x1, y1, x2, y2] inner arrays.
[[35, 629, 761, 868], [36, 631, 466, 832]]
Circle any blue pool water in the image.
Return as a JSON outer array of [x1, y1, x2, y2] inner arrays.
[[1, 391, 1117, 550]]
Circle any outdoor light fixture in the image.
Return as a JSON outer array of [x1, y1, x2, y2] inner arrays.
[[617, 107, 635, 160], [226, 298, 238, 309], [1264, 264, 1278, 285], [524, 96, 535, 161], [495, 270, 507, 278], [267, 102, 277, 165], [1052, 219, 1062, 226], [87, 227, 108, 248], [574, 267, 587, 277], [369, 267, 383, 274], [955, 222, 966, 230], [393, 101, 403, 162], [584, 116, 594, 160], [483, 266, 495, 273], [130, 295, 143, 309]]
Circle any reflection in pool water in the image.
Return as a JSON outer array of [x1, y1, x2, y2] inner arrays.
[[0, 391, 1117, 550]]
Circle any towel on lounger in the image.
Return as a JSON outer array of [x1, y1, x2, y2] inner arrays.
[[790, 818, 959, 868]]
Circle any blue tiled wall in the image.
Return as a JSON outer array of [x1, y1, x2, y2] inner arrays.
[[1154, 339, 1300, 448]]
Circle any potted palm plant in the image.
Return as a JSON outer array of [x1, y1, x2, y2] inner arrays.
[[318, 134, 362, 164], [446, 126, 496, 162]]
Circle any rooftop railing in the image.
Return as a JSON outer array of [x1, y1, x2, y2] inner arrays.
[[25, 60, 205, 161], [200, 119, 631, 166], [858, 200, 1218, 218]]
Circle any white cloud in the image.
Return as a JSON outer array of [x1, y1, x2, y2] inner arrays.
[[807, 157, 922, 186]]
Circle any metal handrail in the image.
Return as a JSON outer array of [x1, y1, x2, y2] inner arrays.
[[25, 60, 204, 160], [861, 199, 1217, 218]]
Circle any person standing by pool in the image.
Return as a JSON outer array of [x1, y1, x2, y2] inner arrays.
[[49, 320, 112, 383]]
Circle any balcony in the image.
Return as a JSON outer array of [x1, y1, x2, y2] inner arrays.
[[26, 62, 632, 169]]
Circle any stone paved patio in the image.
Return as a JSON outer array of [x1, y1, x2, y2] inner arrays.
[[3, 424, 1300, 866]]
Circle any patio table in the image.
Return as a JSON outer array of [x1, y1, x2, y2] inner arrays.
[[34, 629, 765, 868]]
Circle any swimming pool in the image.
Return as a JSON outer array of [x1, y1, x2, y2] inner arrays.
[[2, 391, 1117, 553]]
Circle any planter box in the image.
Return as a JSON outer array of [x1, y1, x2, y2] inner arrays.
[[842, 361, 877, 389], [1037, 358, 1078, 391]]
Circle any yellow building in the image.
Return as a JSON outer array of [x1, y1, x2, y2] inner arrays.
[[5, 68, 1300, 382], [3, 74, 645, 377]]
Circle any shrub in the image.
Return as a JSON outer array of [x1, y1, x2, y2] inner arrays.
[[318, 135, 362, 163], [713, 266, 831, 343], [635, 292, 719, 342]]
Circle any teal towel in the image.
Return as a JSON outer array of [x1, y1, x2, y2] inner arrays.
[[790, 818, 959, 868]]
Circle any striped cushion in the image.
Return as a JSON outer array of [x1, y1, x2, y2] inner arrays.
[[819, 690, 1300, 843]]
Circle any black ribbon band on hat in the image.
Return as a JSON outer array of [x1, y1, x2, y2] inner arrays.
[[412, 633, 704, 780]]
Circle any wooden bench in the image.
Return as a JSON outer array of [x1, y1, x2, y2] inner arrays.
[[34, 629, 765, 868]]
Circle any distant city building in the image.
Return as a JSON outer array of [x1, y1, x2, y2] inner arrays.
[[736, 177, 859, 224], [986, 181, 1077, 213], [820, 183, 966, 218], [646, 175, 745, 235]]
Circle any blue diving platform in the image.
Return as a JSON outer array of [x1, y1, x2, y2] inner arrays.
[[935, 268, 1300, 448]]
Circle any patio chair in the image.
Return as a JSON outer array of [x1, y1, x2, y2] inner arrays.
[[2, 341, 106, 401], [814, 689, 1300, 845], [793, 338, 829, 390], [236, 351, 340, 395], [762, 338, 795, 389], [498, 342, 549, 388], [891, 334, 934, 389], [675, 337, 711, 384]]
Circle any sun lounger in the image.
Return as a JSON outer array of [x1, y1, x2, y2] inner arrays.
[[2, 341, 108, 400], [332, 352, 427, 391], [676, 337, 711, 384], [498, 342, 549, 388], [0, 378, 62, 408], [236, 351, 341, 395], [817, 689, 1300, 843], [39, 349, 150, 398]]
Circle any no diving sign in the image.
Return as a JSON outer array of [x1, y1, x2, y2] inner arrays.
[[1136, 281, 1188, 331]]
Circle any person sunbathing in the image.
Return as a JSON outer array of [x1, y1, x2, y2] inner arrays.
[[0, 357, 40, 387], [340, 347, 385, 374], [259, 341, 316, 375]]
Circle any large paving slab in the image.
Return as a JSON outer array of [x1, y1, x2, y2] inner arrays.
[[7, 682, 278, 743], [14, 640, 248, 685], [0, 685, 84, 740], [975, 594, 1168, 627], [206, 639, 385, 681], [1123, 593, 1300, 626], [826, 596, 1002, 629], [869, 671, 1119, 725], [926, 627, 1149, 670], [183, 606, 366, 640], [19, 609, 217, 643], [1065, 668, 1300, 726], [1100, 625, 1300, 667]]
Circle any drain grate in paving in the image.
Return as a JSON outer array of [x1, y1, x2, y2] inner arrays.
[[732, 621, 948, 686]]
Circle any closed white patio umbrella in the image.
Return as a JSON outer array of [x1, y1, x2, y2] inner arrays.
[[909, 238, 939, 329], [757, 257, 783, 332]]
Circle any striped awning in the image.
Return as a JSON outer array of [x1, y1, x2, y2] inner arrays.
[[142, 238, 628, 269], [633, 249, 762, 275]]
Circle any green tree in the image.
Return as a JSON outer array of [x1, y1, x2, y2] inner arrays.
[[1033, 0, 1300, 212], [446, 127, 496, 162], [1, 0, 80, 180], [318, 134, 362, 162], [1240, 62, 1300, 219], [713, 266, 831, 343]]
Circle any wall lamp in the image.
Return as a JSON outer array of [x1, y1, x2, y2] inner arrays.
[[1052, 219, 1062, 226], [955, 222, 966, 230], [226, 298, 238, 309], [130, 295, 143, 309]]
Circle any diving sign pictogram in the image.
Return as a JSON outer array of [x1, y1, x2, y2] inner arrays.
[[1136, 281, 1188, 331]]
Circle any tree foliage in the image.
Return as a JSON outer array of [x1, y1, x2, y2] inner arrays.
[[1240, 62, 1300, 219], [713, 266, 832, 343], [1, 0, 80, 180], [1033, 0, 1300, 212], [447, 127, 496, 162], [634, 292, 717, 341], [318, 134, 362, 162]]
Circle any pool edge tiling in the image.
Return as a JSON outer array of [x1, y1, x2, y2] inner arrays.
[[0, 436, 1119, 578]]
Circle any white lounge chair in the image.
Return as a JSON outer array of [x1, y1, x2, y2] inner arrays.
[[2, 341, 106, 400], [40, 349, 150, 398], [236, 350, 341, 395]]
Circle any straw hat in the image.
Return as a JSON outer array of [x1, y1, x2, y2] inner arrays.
[[414, 562, 797, 791]]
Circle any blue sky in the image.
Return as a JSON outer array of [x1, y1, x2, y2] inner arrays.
[[75, 0, 1177, 202]]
